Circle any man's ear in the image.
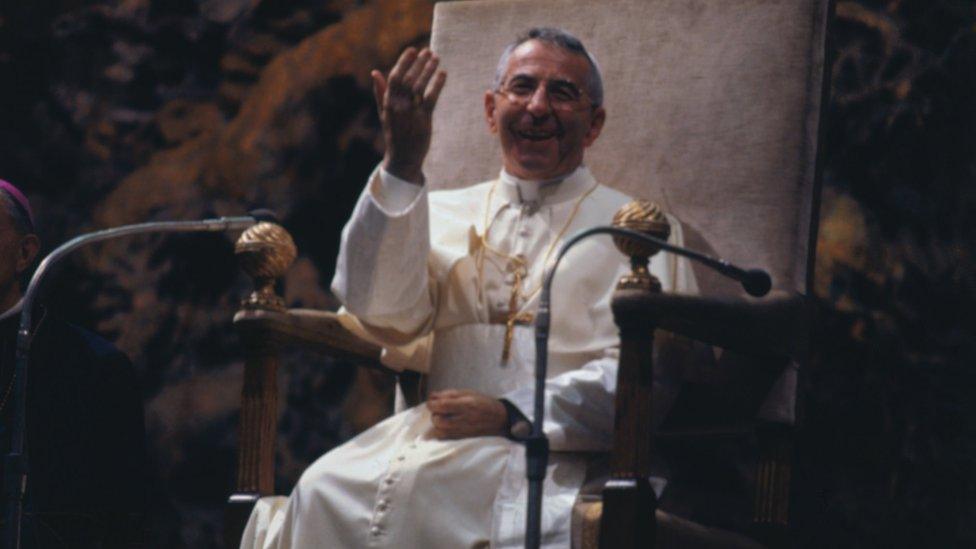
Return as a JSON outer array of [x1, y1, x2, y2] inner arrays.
[[582, 106, 606, 148], [15, 234, 39, 275], [484, 90, 498, 134]]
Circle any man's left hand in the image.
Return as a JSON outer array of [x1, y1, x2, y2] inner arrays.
[[427, 389, 507, 439]]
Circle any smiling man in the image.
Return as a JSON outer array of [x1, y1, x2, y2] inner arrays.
[[242, 28, 696, 549], [486, 36, 605, 182]]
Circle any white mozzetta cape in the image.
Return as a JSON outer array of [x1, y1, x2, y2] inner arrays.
[[241, 166, 698, 549]]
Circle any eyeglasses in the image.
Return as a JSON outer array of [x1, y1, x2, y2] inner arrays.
[[494, 76, 595, 112]]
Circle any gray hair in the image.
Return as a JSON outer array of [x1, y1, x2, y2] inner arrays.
[[0, 189, 33, 236], [493, 27, 604, 108]]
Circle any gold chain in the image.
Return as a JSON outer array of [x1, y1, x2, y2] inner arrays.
[[477, 176, 599, 361]]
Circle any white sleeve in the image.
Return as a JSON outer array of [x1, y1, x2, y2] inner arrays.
[[501, 338, 699, 452], [372, 166, 424, 213], [330, 165, 434, 341], [502, 353, 618, 452]]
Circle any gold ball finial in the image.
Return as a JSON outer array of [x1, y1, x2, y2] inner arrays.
[[235, 222, 297, 311], [611, 199, 671, 291]]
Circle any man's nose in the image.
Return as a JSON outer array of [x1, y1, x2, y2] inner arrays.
[[525, 85, 551, 116]]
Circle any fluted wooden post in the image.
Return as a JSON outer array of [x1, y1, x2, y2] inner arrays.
[[599, 200, 670, 549], [225, 222, 296, 547], [752, 424, 793, 548], [235, 331, 280, 496], [601, 288, 658, 548]]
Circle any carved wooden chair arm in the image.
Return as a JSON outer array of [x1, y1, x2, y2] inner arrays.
[[226, 222, 419, 545], [593, 202, 808, 548], [233, 308, 382, 367], [611, 290, 809, 360], [227, 305, 425, 546]]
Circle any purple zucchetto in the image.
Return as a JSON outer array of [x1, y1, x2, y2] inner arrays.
[[0, 179, 35, 232]]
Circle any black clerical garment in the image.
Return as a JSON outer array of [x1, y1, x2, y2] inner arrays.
[[0, 307, 147, 547]]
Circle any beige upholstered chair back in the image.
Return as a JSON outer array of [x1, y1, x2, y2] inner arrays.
[[427, 0, 830, 297]]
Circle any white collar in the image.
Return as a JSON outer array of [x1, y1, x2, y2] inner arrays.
[[497, 165, 595, 209], [0, 298, 24, 323]]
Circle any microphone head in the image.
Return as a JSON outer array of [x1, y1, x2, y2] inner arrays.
[[248, 208, 279, 223], [742, 269, 772, 297]]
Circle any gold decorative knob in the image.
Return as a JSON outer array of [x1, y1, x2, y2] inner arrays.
[[235, 222, 297, 311], [611, 199, 671, 291]]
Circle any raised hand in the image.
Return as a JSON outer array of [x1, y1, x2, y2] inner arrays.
[[371, 47, 448, 184], [427, 389, 508, 439]]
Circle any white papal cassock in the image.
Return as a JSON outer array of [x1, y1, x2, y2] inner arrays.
[[241, 165, 698, 548]]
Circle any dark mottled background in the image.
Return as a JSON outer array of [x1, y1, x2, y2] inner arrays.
[[0, 0, 973, 547]]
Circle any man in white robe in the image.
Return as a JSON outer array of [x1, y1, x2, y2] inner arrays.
[[242, 27, 697, 548]]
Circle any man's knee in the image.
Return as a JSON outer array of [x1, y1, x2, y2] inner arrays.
[[293, 443, 380, 500], [294, 450, 341, 495]]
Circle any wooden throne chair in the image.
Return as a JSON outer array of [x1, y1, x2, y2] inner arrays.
[[224, 0, 832, 547]]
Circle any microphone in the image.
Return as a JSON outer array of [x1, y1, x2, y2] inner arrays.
[[711, 262, 772, 298], [741, 269, 772, 298], [3, 212, 275, 549], [523, 200, 772, 549]]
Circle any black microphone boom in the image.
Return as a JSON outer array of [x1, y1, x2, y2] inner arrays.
[[3, 214, 265, 549]]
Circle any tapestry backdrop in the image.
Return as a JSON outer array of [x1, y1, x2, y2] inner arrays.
[[0, 0, 973, 546]]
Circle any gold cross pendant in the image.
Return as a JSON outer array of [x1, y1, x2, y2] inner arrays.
[[502, 311, 534, 363], [501, 263, 533, 363]]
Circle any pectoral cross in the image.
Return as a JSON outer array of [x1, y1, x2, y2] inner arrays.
[[502, 263, 534, 363]]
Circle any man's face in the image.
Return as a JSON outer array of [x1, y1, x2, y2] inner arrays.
[[485, 40, 606, 181]]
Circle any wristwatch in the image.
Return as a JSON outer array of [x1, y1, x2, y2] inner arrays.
[[499, 398, 531, 441]]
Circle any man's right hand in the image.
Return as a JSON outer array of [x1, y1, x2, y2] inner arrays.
[[371, 47, 448, 185], [427, 389, 508, 439]]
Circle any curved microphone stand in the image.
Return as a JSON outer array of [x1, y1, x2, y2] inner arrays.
[[524, 225, 771, 549], [3, 214, 267, 549]]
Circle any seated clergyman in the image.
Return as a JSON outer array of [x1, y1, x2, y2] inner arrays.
[[0, 179, 147, 547], [242, 28, 697, 548]]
